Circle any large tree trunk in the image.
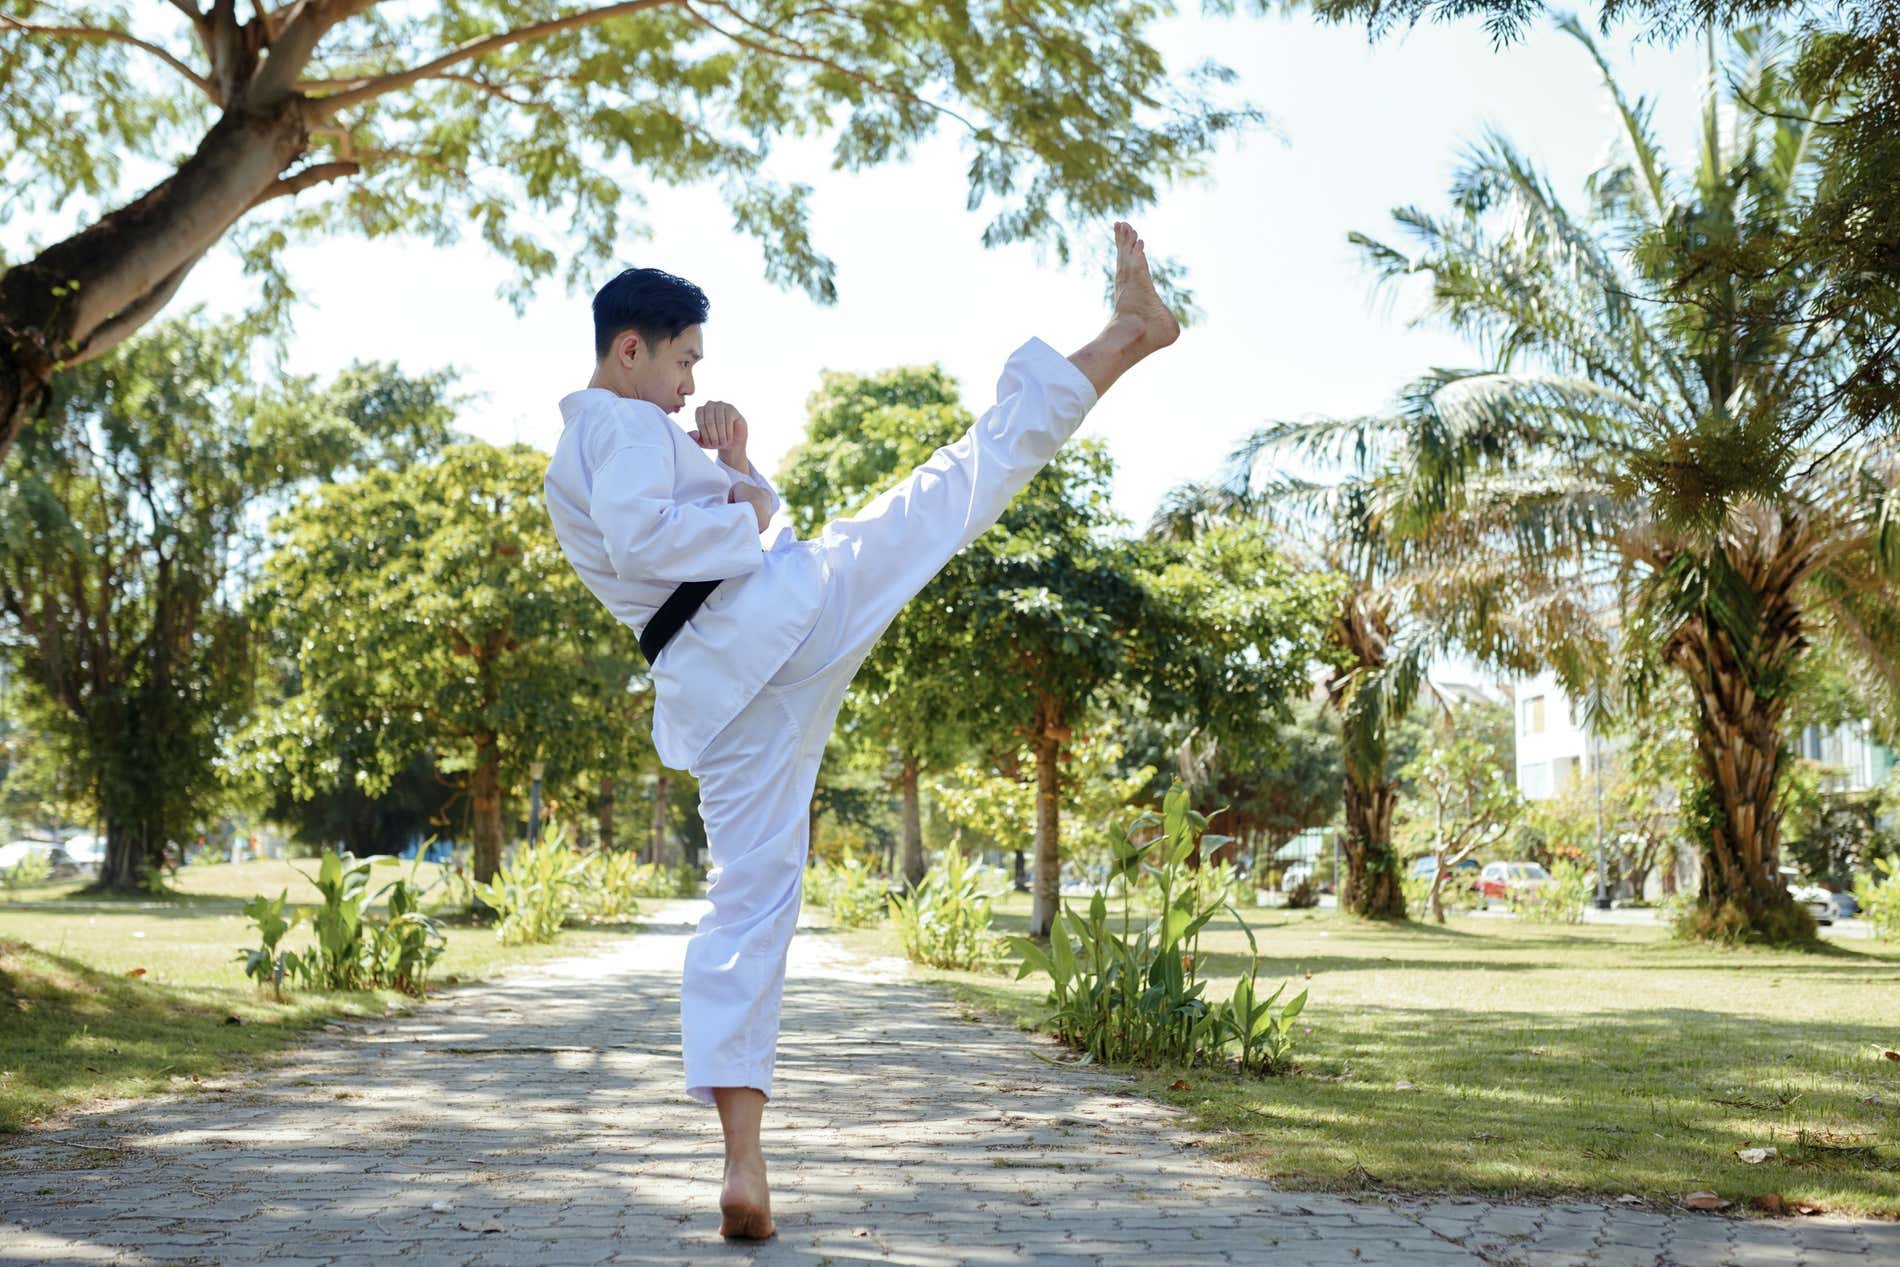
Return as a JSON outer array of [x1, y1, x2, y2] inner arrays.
[[1028, 695, 1068, 938], [899, 750, 926, 890], [469, 738, 504, 884], [1341, 765, 1405, 918], [96, 812, 154, 893], [650, 771, 669, 866], [597, 775, 617, 852], [1665, 535, 1813, 942], [0, 99, 312, 453]]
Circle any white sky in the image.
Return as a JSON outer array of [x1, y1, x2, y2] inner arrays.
[[25, 6, 1707, 528]]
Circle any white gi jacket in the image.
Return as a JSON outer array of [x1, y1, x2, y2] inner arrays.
[[544, 390, 825, 771]]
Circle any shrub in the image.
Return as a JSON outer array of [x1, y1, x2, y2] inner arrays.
[[368, 878, 446, 995], [1521, 859, 1591, 925], [890, 841, 999, 969], [808, 855, 890, 928], [1284, 877, 1320, 910], [1853, 856, 1900, 941], [1009, 781, 1308, 1075], [473, 829, 588, 945], [238, 854, 446, 997], [237, 890, 301, 999], [0, 849, 53, 892], [575, 849, 646, 921]]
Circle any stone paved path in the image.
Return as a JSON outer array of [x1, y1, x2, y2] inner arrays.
[[3, 900, 1895, 1266]]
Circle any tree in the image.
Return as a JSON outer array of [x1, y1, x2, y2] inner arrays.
[[1318, 0, 1900, 434], [244, 441, 626, 883], [1321, 22, 1900, 941], [1400, 732, 1523, 923], [776, 364, 987, 889], [0, 317, 454, 888], [0, 0, 1250, 453]]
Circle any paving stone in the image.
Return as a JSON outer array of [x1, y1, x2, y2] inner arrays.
[[2, 898, 1893, 1267]]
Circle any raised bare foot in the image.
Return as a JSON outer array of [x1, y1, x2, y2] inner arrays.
[[1108, 220, 1180, 354], [718, 1155, 775, 1240]]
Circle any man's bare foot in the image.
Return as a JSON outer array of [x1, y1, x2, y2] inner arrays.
[[1107, 220, 1180, 355], [719, 1155, 775, 1240], [1067, 221, 1180, 397]]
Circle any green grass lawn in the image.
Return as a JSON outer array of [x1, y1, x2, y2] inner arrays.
[[835, 892, 1900, 1216], [0, 858, 646, 1132]]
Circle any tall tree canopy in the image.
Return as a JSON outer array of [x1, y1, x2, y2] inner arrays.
[[1283, 21, 1900, 941], [243, 441, 628, 883], [0, 0, 1254, 453], [1316, 1, 1900, 432], [0, 317, 455, 888]]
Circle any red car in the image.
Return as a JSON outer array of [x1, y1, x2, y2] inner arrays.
[[1477, 861, 1550, 905]]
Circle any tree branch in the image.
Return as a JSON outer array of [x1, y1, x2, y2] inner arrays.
[[248, 159, 362, 208], [0, 16, 215, 99], [63, 256, 206, 370], [304, 0, 677, 118]]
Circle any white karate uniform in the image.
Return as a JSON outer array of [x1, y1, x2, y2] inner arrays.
[[545, 337, 1097, 1104]]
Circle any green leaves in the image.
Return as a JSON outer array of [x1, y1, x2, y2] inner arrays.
[[1006, 778, 1311, 1075]]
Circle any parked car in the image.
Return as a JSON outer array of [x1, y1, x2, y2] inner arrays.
[[1410, 856, 1482, 880], [1477, 861, 1550, 905], [58, 833, 106, 869], [1788, 881, 1835, 926], [0, 838, 79, 879]]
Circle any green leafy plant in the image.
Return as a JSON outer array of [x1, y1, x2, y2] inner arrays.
[[473, 829, 588, 946], [1854, 856, 1900, 942], [809, 856, 890, 929], [368, 878, 446, 995], [1522, 859, 1591, 926], [575, 849, 647, 922], [303, 850, 376, 990], [236, 890, 304, 1000], [889, 841, 1000, 969], [0, 849, 52, 892], [1009, 780, 1308, 1074]]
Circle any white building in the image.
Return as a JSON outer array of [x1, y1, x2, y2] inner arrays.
[[1513, 671, 1607, 800]]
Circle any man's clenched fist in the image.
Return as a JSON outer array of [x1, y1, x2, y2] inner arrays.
[[728, 481, 773, 532], [689, 401, 749, 469]]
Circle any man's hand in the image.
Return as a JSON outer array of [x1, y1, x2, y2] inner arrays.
[[689, 401, 750, 472], [727, 481, 773, 532]]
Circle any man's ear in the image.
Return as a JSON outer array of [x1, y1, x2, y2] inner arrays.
[[617, 330, 643, 366]]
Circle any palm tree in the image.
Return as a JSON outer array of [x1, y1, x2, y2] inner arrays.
[[1276, 20, 1900, 941]]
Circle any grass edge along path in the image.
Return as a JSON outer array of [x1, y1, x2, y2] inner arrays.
[[828, 901, 1900, 1219], [0, 859, 649, 1133]]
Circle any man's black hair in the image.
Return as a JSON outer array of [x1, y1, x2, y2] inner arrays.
[[592, 267, 709, 359]]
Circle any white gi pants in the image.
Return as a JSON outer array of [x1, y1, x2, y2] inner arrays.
[[678, 337, 1098, 1104]]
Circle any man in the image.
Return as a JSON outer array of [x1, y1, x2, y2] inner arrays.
[[544, 222, 1178, 1239]]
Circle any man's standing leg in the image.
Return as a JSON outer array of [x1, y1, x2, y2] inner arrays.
[[687, 221, 1177, 1240]]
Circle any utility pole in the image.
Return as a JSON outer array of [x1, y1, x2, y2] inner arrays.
[[1592, 728, 1611, 910]]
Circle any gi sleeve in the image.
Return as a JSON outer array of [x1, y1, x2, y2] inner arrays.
[[591, 442, 764, 583], [718, 456, 782, 521]]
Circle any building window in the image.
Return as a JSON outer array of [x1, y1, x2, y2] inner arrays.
[[1523, 696, 1546, 736]]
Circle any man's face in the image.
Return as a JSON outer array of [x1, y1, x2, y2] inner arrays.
[[619, 325, 703, 413]]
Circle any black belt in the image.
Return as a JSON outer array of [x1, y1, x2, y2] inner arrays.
[[639, 579, 723, 662]]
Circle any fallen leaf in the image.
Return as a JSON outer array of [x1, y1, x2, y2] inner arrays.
[[459, 1218, 505, 1234], [852, 1228, 870, 1238], [1736, 1147, 1777, 1165], [223, 1015, 243, 1026], [1395, 1080, 1415, 1091], [125, 968, 146, 978], [1468, 1132, 1497, 1142], [1883, 1049, 1899, 1062], [1615, 1195, 1644, 1206], [1681, 1191, 1730, 1211], [1795, 1203, 1824, 1216], [429, 1201, 453, 1213], [1752, 1194, 1785, 1215], [445, 975, 460, 985], [1167, 1078, 1191, 1092]]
